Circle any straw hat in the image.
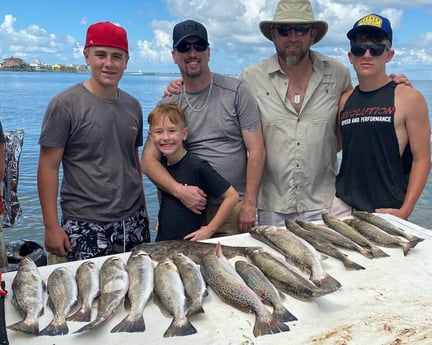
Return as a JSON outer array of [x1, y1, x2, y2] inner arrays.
[[259, 0, 328, 44]]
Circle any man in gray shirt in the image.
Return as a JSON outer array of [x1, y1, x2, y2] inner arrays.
[[142, 20, 265, 237]]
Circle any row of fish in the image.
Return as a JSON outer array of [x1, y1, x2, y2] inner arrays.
[[8, 254, 130, 336], [8, 241, 303, 338], [308, 211, 423, 260], [7, 211, 425, 339], [255, 211, 424, 277]]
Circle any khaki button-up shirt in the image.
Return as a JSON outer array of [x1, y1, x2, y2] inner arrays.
[[242, 51, 352, 214]]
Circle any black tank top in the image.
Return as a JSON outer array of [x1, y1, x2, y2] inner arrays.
[[336, 81, 411, 212]]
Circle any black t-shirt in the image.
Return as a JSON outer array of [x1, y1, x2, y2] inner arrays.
[[156, 152, 231, 241]]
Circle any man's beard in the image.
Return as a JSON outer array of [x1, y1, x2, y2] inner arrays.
[[185, 70, 202, 78], [278, 47, 308, 67], [181, 60, 202, 78]]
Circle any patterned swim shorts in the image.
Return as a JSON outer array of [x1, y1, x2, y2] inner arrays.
[[62, 206, 150, 261]]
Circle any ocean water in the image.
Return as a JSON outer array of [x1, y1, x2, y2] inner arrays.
[[0, 71, 431, 248]]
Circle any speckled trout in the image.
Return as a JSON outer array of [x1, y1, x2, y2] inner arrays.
[[285, 219, 365, 271], [153, 258, 197, 337], [352, 211, 425, 243], [172, 252, 208, 316], [295, 219, 375, 259], [235, 259, 297, 323], [322, 213, 390, 258], [200, 242, 290, 337], [344, 218, 422, 256], [250, 225, 341, 291], [245, 247, 337, 301]]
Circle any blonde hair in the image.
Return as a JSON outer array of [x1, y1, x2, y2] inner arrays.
[[148, 103, 187, 128]]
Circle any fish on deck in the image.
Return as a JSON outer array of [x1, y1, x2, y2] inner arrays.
[[133, 240, 260, 263], [200, 242, 290, 337]]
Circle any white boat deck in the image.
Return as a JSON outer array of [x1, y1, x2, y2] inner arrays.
[[2, 214, 432, 345]]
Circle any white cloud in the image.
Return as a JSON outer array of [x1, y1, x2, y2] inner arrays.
[[1, 1, 432, 78], [0, 14, 81, 64]]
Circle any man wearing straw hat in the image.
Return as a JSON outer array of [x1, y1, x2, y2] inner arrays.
[[242, 0, 352, 225], [163, 0, 407, 227]]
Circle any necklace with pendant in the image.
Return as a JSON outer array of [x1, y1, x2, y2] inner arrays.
[[183, 76, 213, 112], [290, 83, 306, 106]]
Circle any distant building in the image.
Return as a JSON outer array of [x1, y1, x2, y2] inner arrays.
[[0, 57, 88, 72], [29, 59, 44, 71], [2, 57, 25, 69]]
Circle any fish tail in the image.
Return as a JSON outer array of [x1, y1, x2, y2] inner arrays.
[[66, 307, 92, 322], [370, 246, 390, 258], [253, 315, 290, 337], [186, 304, 205, 317], [73, 317, 106, 334], [311, 273, 342, 292], [343, 258, 366, 270], [273, 304, 297, 323], [7, 319, 39, 336], [111, 314, 146, 333], [39, 319, 69, 336], [360, 247, 375, 259], [403, 238, 423, 256], [163, 317, 197, 337]]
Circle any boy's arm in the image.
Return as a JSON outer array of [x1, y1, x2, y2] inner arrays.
[[377, 87, 431, 219], [141, 136, 206, 214], [184, 186, 239, 241], [37, 146, 71, 257]]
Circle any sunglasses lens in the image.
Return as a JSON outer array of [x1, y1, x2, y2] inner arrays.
[[193, 43, 207, 52], [351, 44, 387, 57], [350, 45, 366, 57], [370, 46, 385, 56], [176, 44, 190, 53], [295, 25, 311, 35], [275, 25, 311, 36], [176, 41, 208, 53]]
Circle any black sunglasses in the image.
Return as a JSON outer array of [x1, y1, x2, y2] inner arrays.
[[176, 40, 208, 53], [350, 44, 388, 57], [272, 24, 311, 37]]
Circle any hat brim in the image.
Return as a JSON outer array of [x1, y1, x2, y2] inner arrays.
[[347, 26, 392, 43], [173, 34, 209, 48], [259, 20, 328, 44]]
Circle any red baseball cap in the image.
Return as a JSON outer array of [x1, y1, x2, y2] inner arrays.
[[85, 21, 129, 53]]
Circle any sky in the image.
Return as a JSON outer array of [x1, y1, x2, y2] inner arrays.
[[1, 0, 432, 79]]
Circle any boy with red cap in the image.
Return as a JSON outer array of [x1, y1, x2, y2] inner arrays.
[[38, 21, 150, 261]]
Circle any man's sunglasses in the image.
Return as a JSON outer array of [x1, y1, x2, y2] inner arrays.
[[350, 44, 388, 57], [176, 40, 208, 53], [272, 24, 312, 37]]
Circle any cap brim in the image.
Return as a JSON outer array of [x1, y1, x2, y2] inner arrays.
[[259, 20, 328, 45], [173, 34, 209, 48], [347, 26, 392, 43]]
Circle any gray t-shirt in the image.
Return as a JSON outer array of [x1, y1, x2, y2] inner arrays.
[[39, 83, 144, 222], [160, 73, 261, 202]]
